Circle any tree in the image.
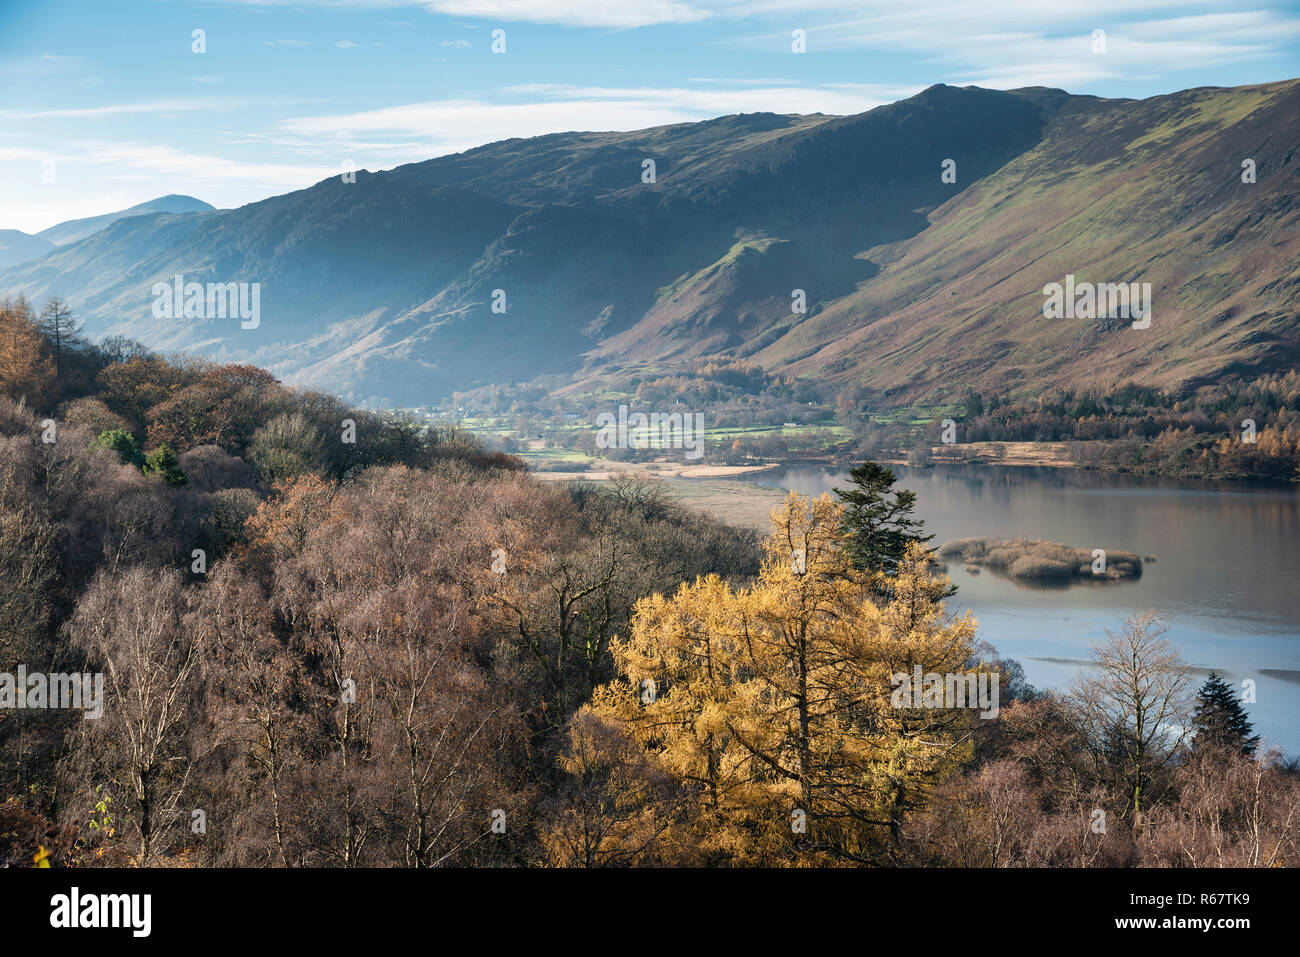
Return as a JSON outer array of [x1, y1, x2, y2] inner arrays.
[[359, 585, 517, 868], [542, 708, 686, 867], [248, 412, 324, 483], [1190, 672, 1259, 757], [60, 397, 130, 435], [146, 364, 283, 455], [144, 388, 235, 453], [193, 563, 303, 867], [97, 357, 190, 427], [1154, 747, 1300, 867], [240, 474, 346, 567], [834, 460, 936, 583], [594, 492, 981, 864], [484, 520, 624, 722], [37, 295, 82, 379], [0, 295, 56, 405], [0, 504, 58, 795], [96, 335, 153, 366], [68, 567, 206, 862], [247, 466, 531, 867], [1071, 612, 1192, 816], [94, 428, 145, 468], [907, 759, 1036, 867], [142, 444, 187, 487]]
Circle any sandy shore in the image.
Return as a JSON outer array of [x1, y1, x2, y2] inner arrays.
[[533, 461, 781, 482], [531, 441, 1074, 482], [876, 441, 1075, 468]]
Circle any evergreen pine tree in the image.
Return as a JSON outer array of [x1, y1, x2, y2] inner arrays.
[[833, 460, 938, 583], [142, 444, 188, 487], [1191, 671, 1259, 756], [94, 428, 145, 467]]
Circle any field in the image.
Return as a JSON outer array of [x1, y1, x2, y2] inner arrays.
[[656, 479, 789, 529]]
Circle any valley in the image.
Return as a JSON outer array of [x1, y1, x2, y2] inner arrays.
[[2, 80, 1296, 414]]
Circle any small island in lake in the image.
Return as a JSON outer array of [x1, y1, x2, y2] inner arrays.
[[938, 537, 1146, 584]]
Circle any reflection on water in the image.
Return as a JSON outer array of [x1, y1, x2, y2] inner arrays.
[[753, 464, 1300, 755]]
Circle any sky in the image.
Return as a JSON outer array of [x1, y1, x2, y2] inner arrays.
[[1, 0, 1298, 234]]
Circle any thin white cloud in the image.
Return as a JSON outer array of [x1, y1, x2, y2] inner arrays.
[[0, 97, 318, 121], [709, 0, 1297, 89], [14, 141, 331, 191], [420, 0, 707, 28], [0, 54, 83, 74], [161, 0, 1300, 87], [686, 77, 799, 85], [201, 0, 706, 27], [188, 0, 1260, 34], [274, 82, 918, 160], [0, 146, 49, 162], [0, 53, 105, 88]]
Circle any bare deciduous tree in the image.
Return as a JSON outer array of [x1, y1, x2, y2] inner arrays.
[[68, 567, 206, 862], [1071, 611, 1191, 816], [37, 295, 82, 379]]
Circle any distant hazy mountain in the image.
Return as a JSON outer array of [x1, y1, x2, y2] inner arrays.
[[36, 194, 215, 247], [0, 229, 55, 269], [1, 80, 1296, 407]]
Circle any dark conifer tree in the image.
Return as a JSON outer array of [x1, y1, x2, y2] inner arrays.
[[834, 460, 936, 580], [1191, 672, 1259, 756]]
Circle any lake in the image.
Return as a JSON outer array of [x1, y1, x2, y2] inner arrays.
[[730, 464, 1300, 756]]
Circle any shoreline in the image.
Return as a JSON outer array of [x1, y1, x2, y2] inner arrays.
[[532, 461, 781, 482], [527, 440, 1298, 487]]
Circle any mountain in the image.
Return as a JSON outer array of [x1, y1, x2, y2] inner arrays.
[[0, 229, 55, 269], [35, 194, 215, 248], [0, 81, 1296, 407]]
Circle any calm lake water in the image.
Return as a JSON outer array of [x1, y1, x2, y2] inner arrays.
[[752, 465, 1300, 756]]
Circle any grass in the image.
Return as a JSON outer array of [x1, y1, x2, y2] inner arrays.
[[657, 479, 787, 530]]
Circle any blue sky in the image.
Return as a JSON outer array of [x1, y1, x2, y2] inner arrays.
[[2, 0, 1298, 234]]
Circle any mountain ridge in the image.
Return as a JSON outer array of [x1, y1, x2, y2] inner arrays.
[[0, 229, 54, 269], [33, 194, 215, 248], [1, 80, 1295, 407]]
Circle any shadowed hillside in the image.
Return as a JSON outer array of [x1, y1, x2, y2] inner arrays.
[[1, 80, 1296, 407]]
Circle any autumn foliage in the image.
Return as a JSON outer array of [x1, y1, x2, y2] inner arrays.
[[0, 313, 1296, 868]]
